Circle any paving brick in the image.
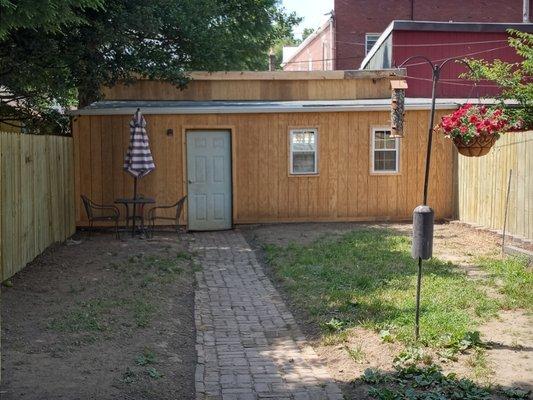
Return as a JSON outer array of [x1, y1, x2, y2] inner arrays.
[[191, 231, 342, 399]]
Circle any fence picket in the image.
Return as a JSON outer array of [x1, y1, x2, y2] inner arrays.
[[0, 132, 75, 281]]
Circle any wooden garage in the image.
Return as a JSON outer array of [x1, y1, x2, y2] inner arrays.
[[71, 70, 457, 230]]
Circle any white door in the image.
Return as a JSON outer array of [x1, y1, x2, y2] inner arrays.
[[186, 131, 232, 231]]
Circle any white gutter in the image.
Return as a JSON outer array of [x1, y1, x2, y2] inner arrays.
[[70, 103, 459, 116]]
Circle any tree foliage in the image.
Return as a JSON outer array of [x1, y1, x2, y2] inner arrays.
[[0, 0, 299, 133], [466, 29, 533, 129], [0, 0, 102, 39], [269, 26, 319, 70]]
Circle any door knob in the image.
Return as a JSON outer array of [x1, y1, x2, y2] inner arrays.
[[188, 180, 193, 184]]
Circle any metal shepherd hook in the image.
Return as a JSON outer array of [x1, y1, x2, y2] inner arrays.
[[396, 56, 474, 340]]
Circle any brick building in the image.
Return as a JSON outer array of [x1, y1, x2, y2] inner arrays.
[[282, 18, 334, 71], [283, 0, 532, 71]]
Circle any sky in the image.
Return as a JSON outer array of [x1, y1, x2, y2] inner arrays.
[[281, 0, 334, 39]]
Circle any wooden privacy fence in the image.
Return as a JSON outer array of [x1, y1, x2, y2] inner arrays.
[[456, 130, 533, 241], [0, 132, 75, 281]]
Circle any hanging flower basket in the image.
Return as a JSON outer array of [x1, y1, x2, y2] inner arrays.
[[453, 135, 497, 157], [437, 104, 517, 157]]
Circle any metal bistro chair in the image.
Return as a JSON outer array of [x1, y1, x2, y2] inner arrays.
[[81, 195, 121, 239], [147, 195, 187, 237]]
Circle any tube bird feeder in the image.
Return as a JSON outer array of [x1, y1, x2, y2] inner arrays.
[[390, 79, 408, 138]]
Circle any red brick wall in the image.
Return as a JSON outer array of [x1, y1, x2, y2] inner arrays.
[[335, 0, 532, 70], [283, 22, 333, 71]]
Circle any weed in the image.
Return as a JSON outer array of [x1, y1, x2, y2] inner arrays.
[[436, 347, 458, 363], [379, 329, 394, 343], [467, 348, 493, 383], [502, 388, 531, 399], [321, 330, 349, 346], [346, 344, 366, 363], [176, 251, 192, 260], [146, 366, 163, 379], [323, 317, 345, 332], [140, 273, 156, 288], [48, 298, 124, 333], [393, 347, 431, 369], [361, 369, 388, 384], [363, 364, 495, 400], [2, 279, 13, 287], [142, 255, 182, 275], [135, 348, 157, 366], [132, 298, 156, 328], [121, 367, 136, 384], [458, 331, 483, 351]]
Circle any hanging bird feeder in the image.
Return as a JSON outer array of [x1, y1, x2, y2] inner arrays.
[[390, 79, 408, 138]]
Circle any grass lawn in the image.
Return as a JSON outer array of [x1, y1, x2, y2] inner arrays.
[[262, 227, 532, 399]]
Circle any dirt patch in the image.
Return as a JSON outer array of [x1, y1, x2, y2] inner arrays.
[[1, 231, 196, 400], [241, 222, 533, 399], [478, 310, 533, 391], [240, 221, 531, 257]]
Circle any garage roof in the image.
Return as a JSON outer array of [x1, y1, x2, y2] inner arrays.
[[70, 98, 480, 115]]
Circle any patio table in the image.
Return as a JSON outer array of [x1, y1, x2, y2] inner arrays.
[[115, 197, 155, 237]]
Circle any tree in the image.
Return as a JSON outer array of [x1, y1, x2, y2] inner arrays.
[[269, 25, 318, 70], [301, 27, 315, 41], [0, 0, 102, 38], [271, 32, 301, 70], [466, 29, 533, 129], [0, 0, 299, 132]]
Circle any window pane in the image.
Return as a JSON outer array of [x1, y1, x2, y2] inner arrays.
[[374, 150, 397, 172], [292, 152, 316, 173], [374, 130, 396, 150], [366, 34, 381, 54], [292, 130, 316, 152]]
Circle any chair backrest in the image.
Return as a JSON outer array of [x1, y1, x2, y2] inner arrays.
[[81, 195, 93, 219], [175, 195, 187, 221]]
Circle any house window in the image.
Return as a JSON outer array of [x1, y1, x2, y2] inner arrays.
[[372, 128, 399, 173], [365, 33, 381, 55], [290, 128, 318, 174]]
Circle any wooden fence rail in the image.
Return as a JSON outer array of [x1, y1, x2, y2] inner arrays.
[[456, 130, 533, 241], [0, 132, 75, 281]]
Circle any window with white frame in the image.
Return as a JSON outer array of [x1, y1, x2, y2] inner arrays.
[[290, 128, 317, 174], [365, 33, 381, 55], [372, 128, 399, 173]]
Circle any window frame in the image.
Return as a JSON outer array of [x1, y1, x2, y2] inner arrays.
[[289, 128, 319, 176], [370, 126, 400, 175], [365, 33, 381, 55]]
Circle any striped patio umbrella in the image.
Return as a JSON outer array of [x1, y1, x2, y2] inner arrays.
[[124, 109, 155, 199], [123, 110, 155, 236]]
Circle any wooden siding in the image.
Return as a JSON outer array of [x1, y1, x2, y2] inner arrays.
[[73, 110, 454, 226], [0, 132, 75, 281], [456, 130, 533, 241], [102, 71, 400, 101]]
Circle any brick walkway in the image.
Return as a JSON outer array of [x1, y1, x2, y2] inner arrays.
[[191, 231, 343, 400]]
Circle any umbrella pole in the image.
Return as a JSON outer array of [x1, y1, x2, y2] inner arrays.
[[132, 177, 138, 237]]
